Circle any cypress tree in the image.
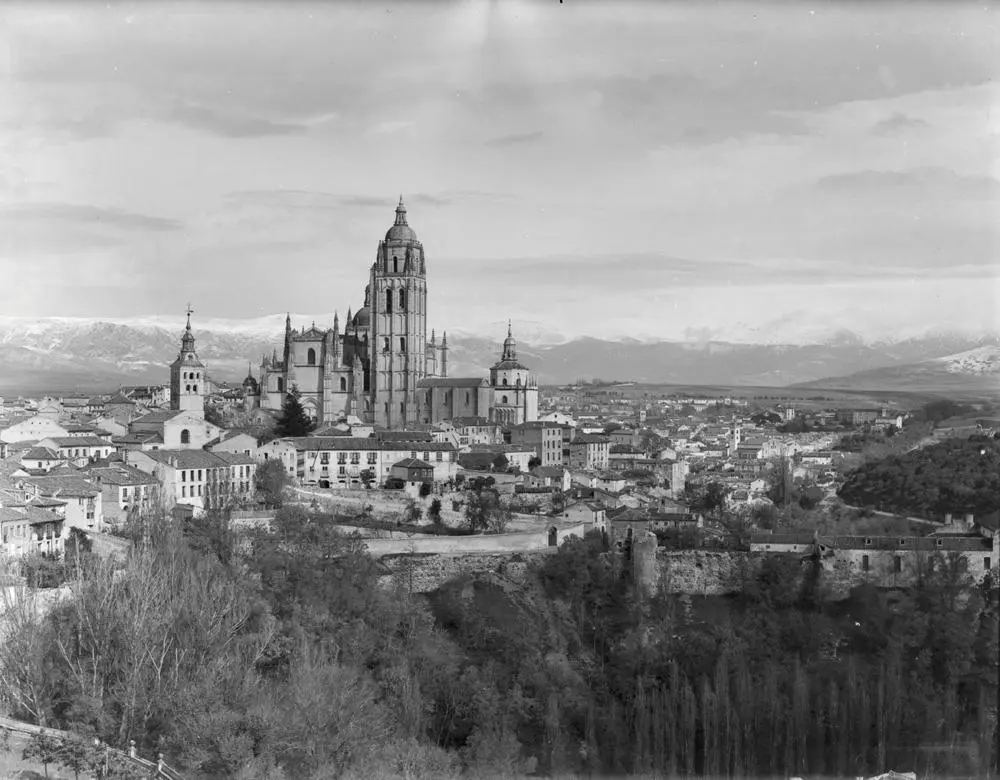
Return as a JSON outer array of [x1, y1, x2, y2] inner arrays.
[[275, 389, 315, 438]]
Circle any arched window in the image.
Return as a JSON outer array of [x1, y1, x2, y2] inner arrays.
[[307, 348, 316, 365], [193, 385, 198, 393], [277, 377, 284, 393], [400, 402, 405, 415], [180, 429, 190, 445], [516, 377, 522, 387], [502, 395, 508, 404], [339, 377, 347, 392], [186, 384, 191, 392], [392, 256, 398, 273], [385, 289, 393, 313], [399, 289, 406, 309], [399, 337, 406, 352], [503, 378, 508, 386], [182, 372, 187, 380], [384, 402, 389, 415], [383, 337, 390, 353], [465, 391, 470, 404]]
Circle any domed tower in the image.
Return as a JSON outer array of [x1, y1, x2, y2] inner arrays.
[[169, 306, 206, 416], [368, 196, 428, 428], [489, 321, 538, 426], [242, 363, 260, 412]]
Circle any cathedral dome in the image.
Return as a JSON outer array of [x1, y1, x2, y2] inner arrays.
[[384, 196, 418, 242], [353, 306, 371, 328]]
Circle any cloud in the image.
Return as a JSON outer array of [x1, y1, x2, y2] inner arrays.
[[812, 167, 1000, 199], [164, 104, 306, 138], [485, 131, 543, 148], [0, 203, 181, 231], [871, 112, 929, 135]]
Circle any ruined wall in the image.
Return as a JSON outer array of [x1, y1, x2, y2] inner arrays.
[[364, 523, 585, 557], [655, 550, 763, 595], [377, 551, 550, 593]]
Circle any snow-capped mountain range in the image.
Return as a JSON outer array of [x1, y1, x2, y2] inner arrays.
[[0, 315, 996, 397]]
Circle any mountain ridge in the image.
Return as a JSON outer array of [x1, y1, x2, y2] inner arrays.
[[0, 316, 996, 396]]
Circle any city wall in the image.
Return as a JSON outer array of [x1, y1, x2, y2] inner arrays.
[[377, 551, 551, 593]]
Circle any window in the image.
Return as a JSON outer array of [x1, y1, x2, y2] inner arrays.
[[307, 348, 316, 365], [466, 391, 470, 404], [502, 395, 508, 404], [338, 466, 346, 476], [182, 486, 186, 498], [503, 378, 508, 386], [367, 453, 377, 464], [180, 429, 191, 445], [400, 337, 406, 353], [392, 256, 398, 273], [986, 558, 991, 570], [864, 538, 872, 546], [337, 453, 347, 464], [320, 453, 329, 464], [193, 385, 197, 393], [198, 470, 202, 481], [436, 452, 442, 462], [383, 337, 390, 353], [893, 556, 902, 573], [340, 377, 347, 392], [862, 555, 869, 571], [399, 289, 406, 309], [181, 471, 186, 482], [186, 384, 191, 392], [350, 453, 360, 465], [277, 377, 285, 393], [400, 402, 405, 415], [422, 451, 430, 461], [386, 289, 393, 312], [898, 539, 905, 546]]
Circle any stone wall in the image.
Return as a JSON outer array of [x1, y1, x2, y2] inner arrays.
[[655, 550, 762, 595], [377, 551, 551, 593], [363, 522, 586, 557]]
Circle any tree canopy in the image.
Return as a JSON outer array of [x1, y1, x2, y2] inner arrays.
[[274, 389, 315, 438]]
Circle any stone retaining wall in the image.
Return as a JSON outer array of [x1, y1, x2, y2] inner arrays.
[[377, 551, 551, 593]]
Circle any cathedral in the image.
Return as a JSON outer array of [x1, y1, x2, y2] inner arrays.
[[249, 197, 539, 428]]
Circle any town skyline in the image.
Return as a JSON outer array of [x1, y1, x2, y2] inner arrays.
[[1, 1, 997, 343]]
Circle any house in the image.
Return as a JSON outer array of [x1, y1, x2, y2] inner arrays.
[[525, 466, 571, 492], [93, 416, 129, 437], [567, 434, 611, 470], [81, 462, 160, 527], [467, 443, 535, 471], [0, 415, 70, 444], [37, 436, 116, 465], [104, 392, 141, 424], [540, 411, 576, 427], [20, 474, 103, 533], [129, 449, 256, 516], [750, 531, 817, 553], [206, 430, 259, 458], [0, 501, 66, 557], [259, 436, 459, 488], [449, 417, 504, 448], [510, 421, 566, 467], [19, 447, 62, 474], [112, 432, 165, 452], [595, 473, 627, 493], [389, 458, 436, 488], [608, 428, 640, 448], [129, 410, 222, 450], [608, 446, 645, 471], [563, 500, 607, 533]]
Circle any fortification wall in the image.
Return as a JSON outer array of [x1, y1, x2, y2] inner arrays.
[[378, 551, 551, 593]]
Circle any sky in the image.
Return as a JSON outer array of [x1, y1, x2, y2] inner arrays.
[[0, 0, 997, 344]]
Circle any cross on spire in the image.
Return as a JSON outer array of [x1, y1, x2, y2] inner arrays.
[[185, 303, 194, 329]]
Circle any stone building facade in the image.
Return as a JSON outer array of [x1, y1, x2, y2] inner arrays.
[[251, 198, 538, 429]]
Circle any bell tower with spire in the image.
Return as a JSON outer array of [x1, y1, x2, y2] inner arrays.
[[368, 195, 428, 428], [169, 305, 207, 415]]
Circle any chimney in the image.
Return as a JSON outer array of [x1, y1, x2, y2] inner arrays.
[[944, 512, 953, 525], [964, 513, 975, 527]]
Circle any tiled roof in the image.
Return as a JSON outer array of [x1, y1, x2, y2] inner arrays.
[[42, 436, 113, 448], [25, 475, 100, 498], [131, 410, 183, 424], [21, 447, 60, 461], [277, 437, 457, 453], [85, 465, 159, 487], [751, 532, 816, 545], [137, 449, 254, 469], [0, 504, 62, 525], [820, 535, 992, 552], [418, 377, 489, 388], [106, 392, 136, 405], [376, 430, 434, 442], [571, 434, 611, 445], [450, 416, 493, 427], [391, 457, 435, 470]]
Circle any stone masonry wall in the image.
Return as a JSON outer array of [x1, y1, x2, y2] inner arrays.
[[377, 551, 551, 593], [655, 550, 763, 595]]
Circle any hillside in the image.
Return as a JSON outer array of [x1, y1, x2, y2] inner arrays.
[[793, 344, 1000, 397]]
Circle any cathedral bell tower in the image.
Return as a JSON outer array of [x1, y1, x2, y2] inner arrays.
[[169, 305, 207, 416], [368, 196, 428, 428]]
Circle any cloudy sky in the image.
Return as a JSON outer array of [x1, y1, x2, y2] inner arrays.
[[0, 1, 997, 344]]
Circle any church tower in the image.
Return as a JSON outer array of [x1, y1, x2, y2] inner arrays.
[[169, 306, 206, 415], [488, 321, 539, 425], [368, 197, 428, 428]]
